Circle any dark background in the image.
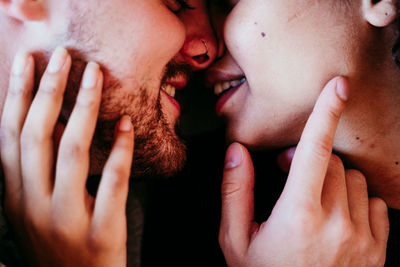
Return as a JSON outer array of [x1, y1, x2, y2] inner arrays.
[[141, 72, 400, 267]]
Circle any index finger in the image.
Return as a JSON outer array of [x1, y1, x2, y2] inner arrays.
[[283, 76, 349, 205]]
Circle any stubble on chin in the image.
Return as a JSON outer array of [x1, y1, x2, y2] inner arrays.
[[91, 81, 187, 179], [33, 48, 186, 179]]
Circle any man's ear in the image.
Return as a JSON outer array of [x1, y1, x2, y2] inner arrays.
[[363, 0, 397, 27], [0, 0, 47, 21]]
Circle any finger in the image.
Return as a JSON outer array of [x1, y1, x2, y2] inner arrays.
[[277, 147, 296, 173], [219, 142, 257, 259], [93, 116, 134, 231], [53, 62, 102, 207], [320, 155, 348, 215], [369, 197, 389, 248], [20, 47, 71, 201], [345, 170, 370, 231], [283, 76, 349, 205], [0, 51, 34, 213]]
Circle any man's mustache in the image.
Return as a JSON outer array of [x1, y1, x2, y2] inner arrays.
[[162, 60, 193, 82]]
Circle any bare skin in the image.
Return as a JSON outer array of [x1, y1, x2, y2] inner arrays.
[[1, 49, 134, 267], [219, 77, 390, 266], [1, 49, 389, 266]]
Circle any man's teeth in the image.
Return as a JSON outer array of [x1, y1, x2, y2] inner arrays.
[[214, 77, 246, 96], [161, 84, 176, 97]]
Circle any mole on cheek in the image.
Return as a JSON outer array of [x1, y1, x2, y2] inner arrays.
[[396, 161, 399, 166], [369, 143, 376, 149]]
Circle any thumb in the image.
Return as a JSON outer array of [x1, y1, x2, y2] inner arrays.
[[220, 142, 257, 259]]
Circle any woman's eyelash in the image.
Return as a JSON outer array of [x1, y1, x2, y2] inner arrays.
[[175, 0, 195, 11]]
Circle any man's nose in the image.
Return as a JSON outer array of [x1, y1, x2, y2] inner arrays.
[[180, 35, 217, 70]]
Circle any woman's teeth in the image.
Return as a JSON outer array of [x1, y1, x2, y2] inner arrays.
[[214, 77, 246, 96], [161, 83, 176, 98]]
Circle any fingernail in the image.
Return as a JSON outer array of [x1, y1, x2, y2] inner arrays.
[[82, 62, 100, 89], [119, 115, 132, 132], [225, 142, 243, 169], [47, 47, 68, 73], [335, 77, 349, 101], [12, 51, 29, 76]]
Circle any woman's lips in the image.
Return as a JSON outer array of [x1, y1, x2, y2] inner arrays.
[[215, 80, 246, 115], [206, 70, 246, 115]]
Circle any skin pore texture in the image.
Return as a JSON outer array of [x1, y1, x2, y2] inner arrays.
[[0, 1, 219, 264], [208, 0, 400, 209], [0, 0, 218, 178]]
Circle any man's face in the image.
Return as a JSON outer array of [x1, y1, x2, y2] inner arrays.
[[207, 0, 372, 149], [8, 0, 217, 177]]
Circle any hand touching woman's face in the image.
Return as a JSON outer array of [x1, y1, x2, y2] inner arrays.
[[207, 0, 398, 149]]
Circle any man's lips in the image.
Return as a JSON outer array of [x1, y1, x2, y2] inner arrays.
[[161, 89, 181, 114], [164, 73, 188, 89], [167, 79, 187, 90], [160, 75, 188, 114]]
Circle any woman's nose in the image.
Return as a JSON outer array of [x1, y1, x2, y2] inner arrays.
[[180, 35, 217, 69]]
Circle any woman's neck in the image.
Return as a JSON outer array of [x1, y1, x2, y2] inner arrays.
[[335, 60, 400, 209]]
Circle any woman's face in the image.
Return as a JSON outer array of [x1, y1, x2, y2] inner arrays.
[[207, 0, 370, 149]]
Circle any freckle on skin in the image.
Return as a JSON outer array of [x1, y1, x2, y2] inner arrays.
[[254, 22, 258, 25], [396, 162, 399, 165], [261, 32, 266, 37], [369, 143, 376, 149], [356, 137, 360, 140]]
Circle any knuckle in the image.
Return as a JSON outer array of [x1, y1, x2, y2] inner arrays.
[[218, 230, 237, 258], [334, 219, 353, 245], [220, 181, 242, 199], [38, 73, 64, 97], [88, 225, 126, 253], [75, 90, 100, 108], [106, 166, 129, 183], [326, 104, 342, 122], [0, 125, 19, 147], [58, 141, 86, 161], [286, 207, 318, 234], [87, 230, 107, 252], [8, 84, 25, 97], [50, 221, 70, 243], [49, 208, 77, 243], [8, 76, 32, 95], [23, 209, 45, 233], [354, 234, 371, 254], [309, 136, 333, 161], [20, 126, 45, 150], [368, 250, 386, 267]]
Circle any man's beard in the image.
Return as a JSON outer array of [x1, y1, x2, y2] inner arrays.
[[82, 59, 191, 179], [90, 83, 188, 179], [35, 50, 189, 179]]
